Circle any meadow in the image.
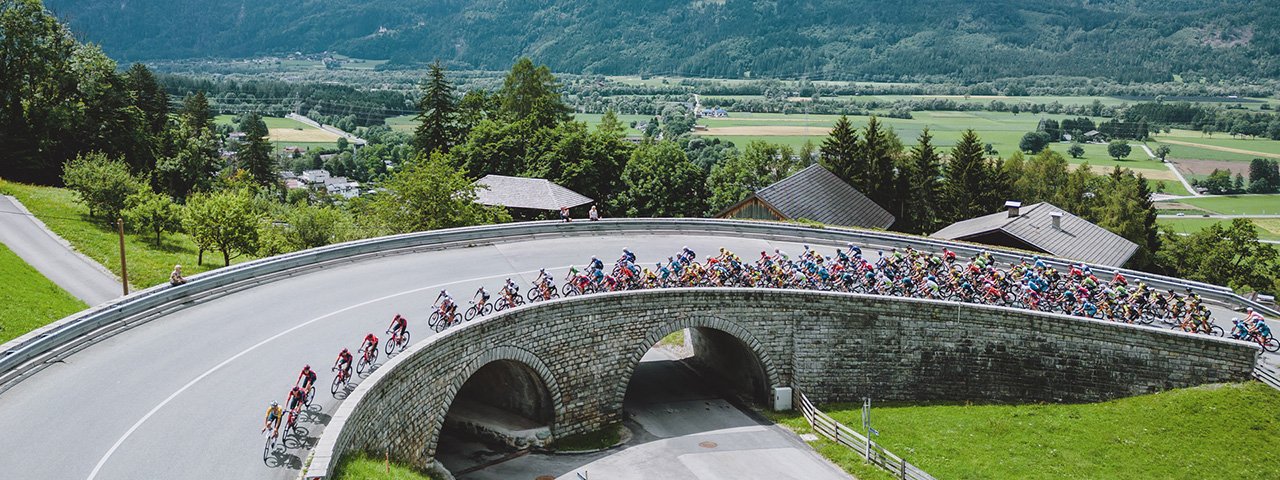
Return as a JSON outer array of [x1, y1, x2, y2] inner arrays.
[[765, 383, 1280, 480], [1157, 217, 1280, 241], [0, 243, 87, 344]]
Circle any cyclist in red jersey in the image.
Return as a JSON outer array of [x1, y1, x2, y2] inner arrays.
[[333, 348, 353, 378], [296, 365, 317, 398], [361, 333, 379, 358], [388, 314, 408, 338]]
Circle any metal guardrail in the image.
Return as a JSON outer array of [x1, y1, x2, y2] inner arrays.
[[794, 388, 935, 480], [1, 218, 1273, 386], [1255, 362, 1280, 391]]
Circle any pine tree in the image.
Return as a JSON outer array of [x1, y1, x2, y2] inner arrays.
[[123, 63, 169, 135], [180, 92, 214, 133], [902, 128, 942, 233], [236, 113, 275, 189], [498, 58, 571, 132], [858, 116, 898, 206], [819, 115, 859, 186], [413, 60, 458, 155], [941, 130, 991, 223]]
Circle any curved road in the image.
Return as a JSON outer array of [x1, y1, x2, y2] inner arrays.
[[0, 229, 1254, 479]]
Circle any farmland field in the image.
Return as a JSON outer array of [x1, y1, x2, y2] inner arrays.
[[1157, 217, 1280, 241], [1158, 195, 1280, 215]]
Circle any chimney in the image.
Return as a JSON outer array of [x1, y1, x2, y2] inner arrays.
[[1005, 201, 1022, 218], [1050, 211, 1063, 230]]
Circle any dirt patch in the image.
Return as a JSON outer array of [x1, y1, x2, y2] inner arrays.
[[1171, 159, 1252, 179], [697, 125, 832, 136], [1161, 138, 1280, 160], [268, 127, 340, 143], [1083, 164, 1176, 180]]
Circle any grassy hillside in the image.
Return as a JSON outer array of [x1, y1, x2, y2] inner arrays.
[[0, 243, 86, 344], [768, 382, 1280, 480], [43, 0, 1280, 82]]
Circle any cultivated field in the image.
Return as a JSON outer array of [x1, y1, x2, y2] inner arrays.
[[215, 114, 341, 143]]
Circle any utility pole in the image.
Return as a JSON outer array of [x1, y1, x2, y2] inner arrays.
[[117, 218, 129, 296]]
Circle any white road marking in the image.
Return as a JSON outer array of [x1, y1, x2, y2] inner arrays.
[[85, 265, 569, 480]]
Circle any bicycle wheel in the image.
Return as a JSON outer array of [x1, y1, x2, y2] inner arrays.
[[356, 355, 369, 375], [399, 331, 411, 351], [330, 374, 342, 395], [305, 386, 315, 406], [427, 312, 441, 329], [263, 434, 274, 462], [1265, 337, 1280, 353], [1210, 325, 1225, 337], [527, 288, 540, 302], [494, 298, 508, 311], [465, 305, 478, 322], [384, 336, 397, 355], [482, 303, 493, 315]]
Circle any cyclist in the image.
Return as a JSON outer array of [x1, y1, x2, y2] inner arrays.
[[588, 256, 605, 272], [499, 280, 519, 306], [333, 348, 353, 378], [474, 286, 491, 309], [621, 249, 636, 264], [388, 314, 409, 340], [361, 333, 379, 359], [1251, 315, 1272, 340], [263, 401, 283, 435], [296, 364, 317, 399], [681, 246, 696, 261], [286, 385, 306, 416], [1231, 318, 1250, 340], [435, 290, 457, 321]]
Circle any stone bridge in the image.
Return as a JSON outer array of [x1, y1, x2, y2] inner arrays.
[[310, 288, 1256, 477]]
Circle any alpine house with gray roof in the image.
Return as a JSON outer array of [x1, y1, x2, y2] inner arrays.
[[930, 201, 1139, 267], [717, 164, 895, 229]]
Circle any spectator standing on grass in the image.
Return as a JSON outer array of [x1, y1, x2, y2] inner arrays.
[[170, 265, 187, 286], [560, 206, 571, 222], [589, 204, 600, 221]]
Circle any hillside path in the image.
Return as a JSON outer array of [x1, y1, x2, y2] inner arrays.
[[0, 195, 119, 306]]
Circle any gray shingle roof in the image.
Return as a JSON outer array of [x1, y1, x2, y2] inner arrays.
[[931, 202, 1139, 267], [473, 175, 593, 211], [751, 164, 896, 229]]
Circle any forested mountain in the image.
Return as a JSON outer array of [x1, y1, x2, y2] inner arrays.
[[45, 0, 1280, 82]]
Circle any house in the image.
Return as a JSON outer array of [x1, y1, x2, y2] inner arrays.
[[930, 201, 1139, 267], [698, 108, 729, 118], [283, 146, 306, 156], [717, 164, 896, 229], [300, 169, 331, 184], [1083, 130, 1104, 142], [324, 178, 361, 198], [227, 132, 247, 142]]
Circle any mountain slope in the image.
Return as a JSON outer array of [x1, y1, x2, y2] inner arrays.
[[45, 0, 1280, 81]]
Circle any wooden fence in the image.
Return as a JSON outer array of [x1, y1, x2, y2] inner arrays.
[[794, 389, 936, 480]]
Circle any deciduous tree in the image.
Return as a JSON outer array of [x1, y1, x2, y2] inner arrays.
[[184, 189, 260, 266]]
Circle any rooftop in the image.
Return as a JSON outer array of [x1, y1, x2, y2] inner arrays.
[[931, 202, 1139, 267], [473, 175, 593, 211], [744, 164, 895, 229]]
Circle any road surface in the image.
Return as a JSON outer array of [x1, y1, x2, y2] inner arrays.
[[0, 195, 120, 305], [0, 230, 1257, 480]]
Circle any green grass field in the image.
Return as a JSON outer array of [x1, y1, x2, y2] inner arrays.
[[768, 383, 1280, 480], [333, 454, 438, 480], [0, 180, 254, 289], [1157, 217, 1280, 241], [1164, 195, 1280, 215], [214, 114, 318, 131], [0, 243, 87, 344]]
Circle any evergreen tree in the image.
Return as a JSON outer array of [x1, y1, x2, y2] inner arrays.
[[498, 58, 571, 132], [236, 113, 276, 189], [413, 60, 458, 155], [819, 115, 859, 186], [858, 116, 898, 207], [901, 128, 942, 233], [123, 63, 169, 135], [941, 130, 991, 223], [180, 91, 214, 133], [612, 141, 708, 217]]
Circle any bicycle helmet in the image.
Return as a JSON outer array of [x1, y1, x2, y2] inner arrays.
[[271, 401, 279, 407], [302, 364, 311, 371], [340, 348, 349, 355]]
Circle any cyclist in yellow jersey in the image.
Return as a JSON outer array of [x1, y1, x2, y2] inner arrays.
[[263, 401, 283, 434]]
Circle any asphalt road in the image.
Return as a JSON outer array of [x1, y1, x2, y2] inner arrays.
[[0, 231, 1258, 480], [0, 195, 120, 306]]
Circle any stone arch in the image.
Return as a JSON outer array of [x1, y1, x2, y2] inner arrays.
[[611, 314, 782, 410], [425, 345, 563, 457]]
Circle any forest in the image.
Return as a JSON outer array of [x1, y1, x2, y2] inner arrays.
[[44, 0, 1280, 82]]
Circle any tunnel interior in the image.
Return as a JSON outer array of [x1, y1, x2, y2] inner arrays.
[[437, 359, 554, 461], [625, 326, 770, 406]]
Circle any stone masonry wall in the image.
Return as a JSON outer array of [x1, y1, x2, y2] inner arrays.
[[323, 288, 1257, 473]]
